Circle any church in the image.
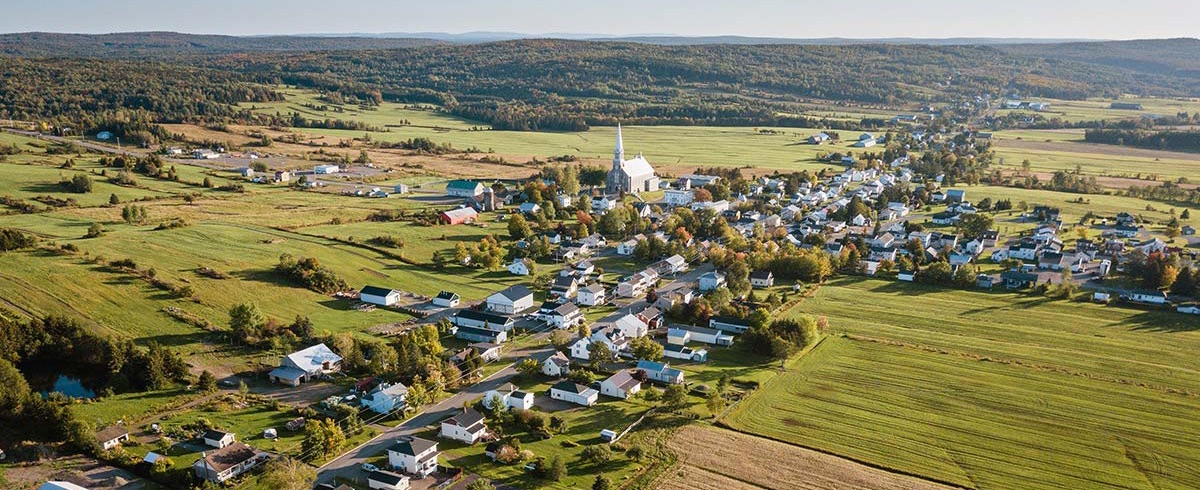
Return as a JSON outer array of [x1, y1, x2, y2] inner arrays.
[[606, 125, 659, 194]]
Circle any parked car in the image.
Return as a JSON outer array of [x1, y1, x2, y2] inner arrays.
[[362, 463, 379, 473]]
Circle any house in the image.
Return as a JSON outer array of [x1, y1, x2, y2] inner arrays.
[[432, 291, 460, 308], [193, 149, 221, 159], [470, 342, 503, 362], [635, 305, 663, 329], [709, 316, 752, 334], [439, 408, 488, 444], [698, 271, 726, 292], [570, 327, 626, 360], [269, 343, 342, 386], [487, 285, 534, 314], [663, 344, 708, 362], [541, 351, 571, 377], [750, 271, 774, 288], [446, 180, 484, 198], [387, 436, 439, 477], [96, 426, 130, 451], [549, 380, 599, 406], [617, 270, 659, 298], [1113, 224, 1140, 238], [652, 255, 689, 275], [655, 288, 695, 310], [667, 325, 734, 346], [192, 442, 269, 483], [577, 284, 606, 306], [360, 286, 400, 307], [544, 302, 584, 328], [483, 383, 534, 411], [451, 310, 514, 332], [454, 325, 508, 344], [611, 313, 649, 338], [1126, 290, 1168, 305], [439, 207, 478, 225], [507, 258, 533, 276], [636, 360, 685, 385], [600, 370, 642, 399], [664, 189, 695, 207], [1000, 270, 1039, 289], [314, 164, 340, 174], [362, 382, 408, 415], [202, 429, 235, 449], [368, 470, 411, 490], [945, 189, 966, 203], [550, 275, 579, 301], [518, 202, 542, 215]]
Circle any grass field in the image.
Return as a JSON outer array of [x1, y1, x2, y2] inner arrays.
[[996, 96, 1200, 123], [723, 277, 1200, 490]]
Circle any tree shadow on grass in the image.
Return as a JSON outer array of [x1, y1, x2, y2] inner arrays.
[[1124, 310, 1200, 333], [232, 268, 294, 288]]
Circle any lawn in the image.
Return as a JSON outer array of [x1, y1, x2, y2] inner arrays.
[[722, 277, 1200, 490]]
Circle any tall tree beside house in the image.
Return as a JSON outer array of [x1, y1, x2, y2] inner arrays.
[[301, 418, 346, 462], [1171, 266, 1196, 297], [956, 213, 994, 239], [662, 384, 689, 411], [629, 336, 663, 362], [197, 370, 217, 392], [259, 457, 316, 490], [516, 358, 541, 379], [228, 302, 266, 344], [508, 214, 533, 240], [588, 342, 615, 369], [726, 260, 751, 297]]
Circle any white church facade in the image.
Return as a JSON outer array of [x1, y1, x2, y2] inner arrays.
[[606, 125, 659, 194]]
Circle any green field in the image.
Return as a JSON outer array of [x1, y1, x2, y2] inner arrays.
[[996, 96, 1200, 123], [724, 278, 1200, 490]]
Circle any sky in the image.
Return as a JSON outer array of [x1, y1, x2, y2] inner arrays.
[[2, 0, 1198, 39]]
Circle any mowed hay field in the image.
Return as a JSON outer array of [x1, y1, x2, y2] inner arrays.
[[724, 278, 1200, 490], [660, 425, 953, 490]]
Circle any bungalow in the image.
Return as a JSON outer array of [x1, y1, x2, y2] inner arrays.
[[577, 284, 606, 306], [362, 382, 408, 415], [387, 436, 439, 478], [439, 408, 488, 444], [486, 285, 534, 314], [600, 370, 642, 399], [269, 343, 343, 386], [931, 211, 960, 225], [709, 316, 752, 334], [97, 426, 130, 451], [368, 470, 410, 490], [541, 351, 571, 377], [454, 325, 508, 344], [663, 344, 708, 362], [451, 310, 515, 332], [483, 383, 535, 411], [1001, 270, 1039, 289], [749, 271, 774, 288], [668, 325, 734, 346], [550, 380, 599, 406], [439, 207, 478, 225], [446, 180, 484, 198], [636, 360, 685, 385], [1113, 224, 1140, 238], [432, 291, 460, 308], [469, 342, 503, 362], [698, 271, 726, 292], [897, 270, 916, 282], [1177, 305, 1200, 315], [192, 442, 269, 483], [39, 483, 90, 490], [507, 258, 533, 276], [202, 429, 236, 449], [544, 302, 584, 328], [360, 286, 400, 307]]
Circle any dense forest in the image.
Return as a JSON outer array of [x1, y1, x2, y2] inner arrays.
[[1084, 128, 1200, 153], [0, 31, 443, 57], [2, 35, 1199, 131]]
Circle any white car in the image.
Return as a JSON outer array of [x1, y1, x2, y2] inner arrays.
[[362, 463, 379, 473]]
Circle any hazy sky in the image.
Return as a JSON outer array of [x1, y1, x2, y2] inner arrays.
[[3, 0, 1198, 39]]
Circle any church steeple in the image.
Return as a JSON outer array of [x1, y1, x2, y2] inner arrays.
[[613, 124, 625, 169]]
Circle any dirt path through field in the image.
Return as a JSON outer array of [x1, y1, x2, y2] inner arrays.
[[660, 425, 959, 490]]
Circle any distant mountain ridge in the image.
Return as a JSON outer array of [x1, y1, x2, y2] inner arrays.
[[0, 31, 444, 56]]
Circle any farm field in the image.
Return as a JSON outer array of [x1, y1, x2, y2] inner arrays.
[[660, 425, 953, 490], [989, 138, 1200, 183], [995, 96, 1200, 123], [723, 277, 1200, 490]]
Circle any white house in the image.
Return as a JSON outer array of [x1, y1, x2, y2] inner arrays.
[[617, 270, 659, 298], [663, 344, 708, 362], [387, 436, 439, 478], [611, 314, 649, 339], [96, 426, 129, 451], [439, 408, 488, 444], [667, 325, 734, 346], [192, 442, 269, 483], [203, 429, 236, 449], [709, 316, 752, 334], [545, 302, 584, 328], [486, 285, 534, 314], [360, 285, 401, 307], [446, 180, 484, 198], [432, 291, 460, 308], [749, 271, 774, 288], [617, 238, 640, 255], [518, 202, 542, 215], [483, 383, 535, 411], [269, 343, 343, 386], [600, 370, 642, 399], [664, 189, 695, 207], [368, 470, 411, 490], [550, 380, 598, 406], [698, 271, 726, 292], [636, 360, 685, 385], [541, 351, 571, 377], [507, 258, 533, 276], [577, 284, 606, 306], [362, 382, 408, 415], [1127, 290, 1168, 305]]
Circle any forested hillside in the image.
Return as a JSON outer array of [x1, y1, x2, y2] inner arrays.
[[0, 31, 443, 56], [999, 38, 1200, 80]]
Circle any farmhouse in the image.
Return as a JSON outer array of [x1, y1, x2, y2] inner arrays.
[[192, 442, 269, 483], [507, 258, 533, 276], [387, 436, 439, 478], [96, 426, 129, 451], [439, 407, 488, 444], [269, 343, 343, 386], [487, 285, 534, 314], [483, 383, 535, 411], [367, 470, 410, 490], [541, 351, 571, 377], [202, 429, 236, 448], [550, 380, 599, 406], [362, 382, 408, 414], [360, 285, 400, 307], [446, 180, 485, 197], [750, 270, 774, 288], [600, 370, 642, 399], [636, 360, 685, 384], [606, 125, 660, 193], [439, 207, 479, 225], [432, 291, 460, 308]]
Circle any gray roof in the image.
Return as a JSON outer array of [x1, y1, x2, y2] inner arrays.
[[389, 436, 437, 456], [285, 343, 342, 372], [493, 285, 533, 301]]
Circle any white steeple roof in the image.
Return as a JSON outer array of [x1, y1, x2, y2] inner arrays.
[[615, 124, 624, 157]]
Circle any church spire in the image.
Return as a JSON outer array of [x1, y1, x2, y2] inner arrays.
[[614, 124, 625, 167]]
